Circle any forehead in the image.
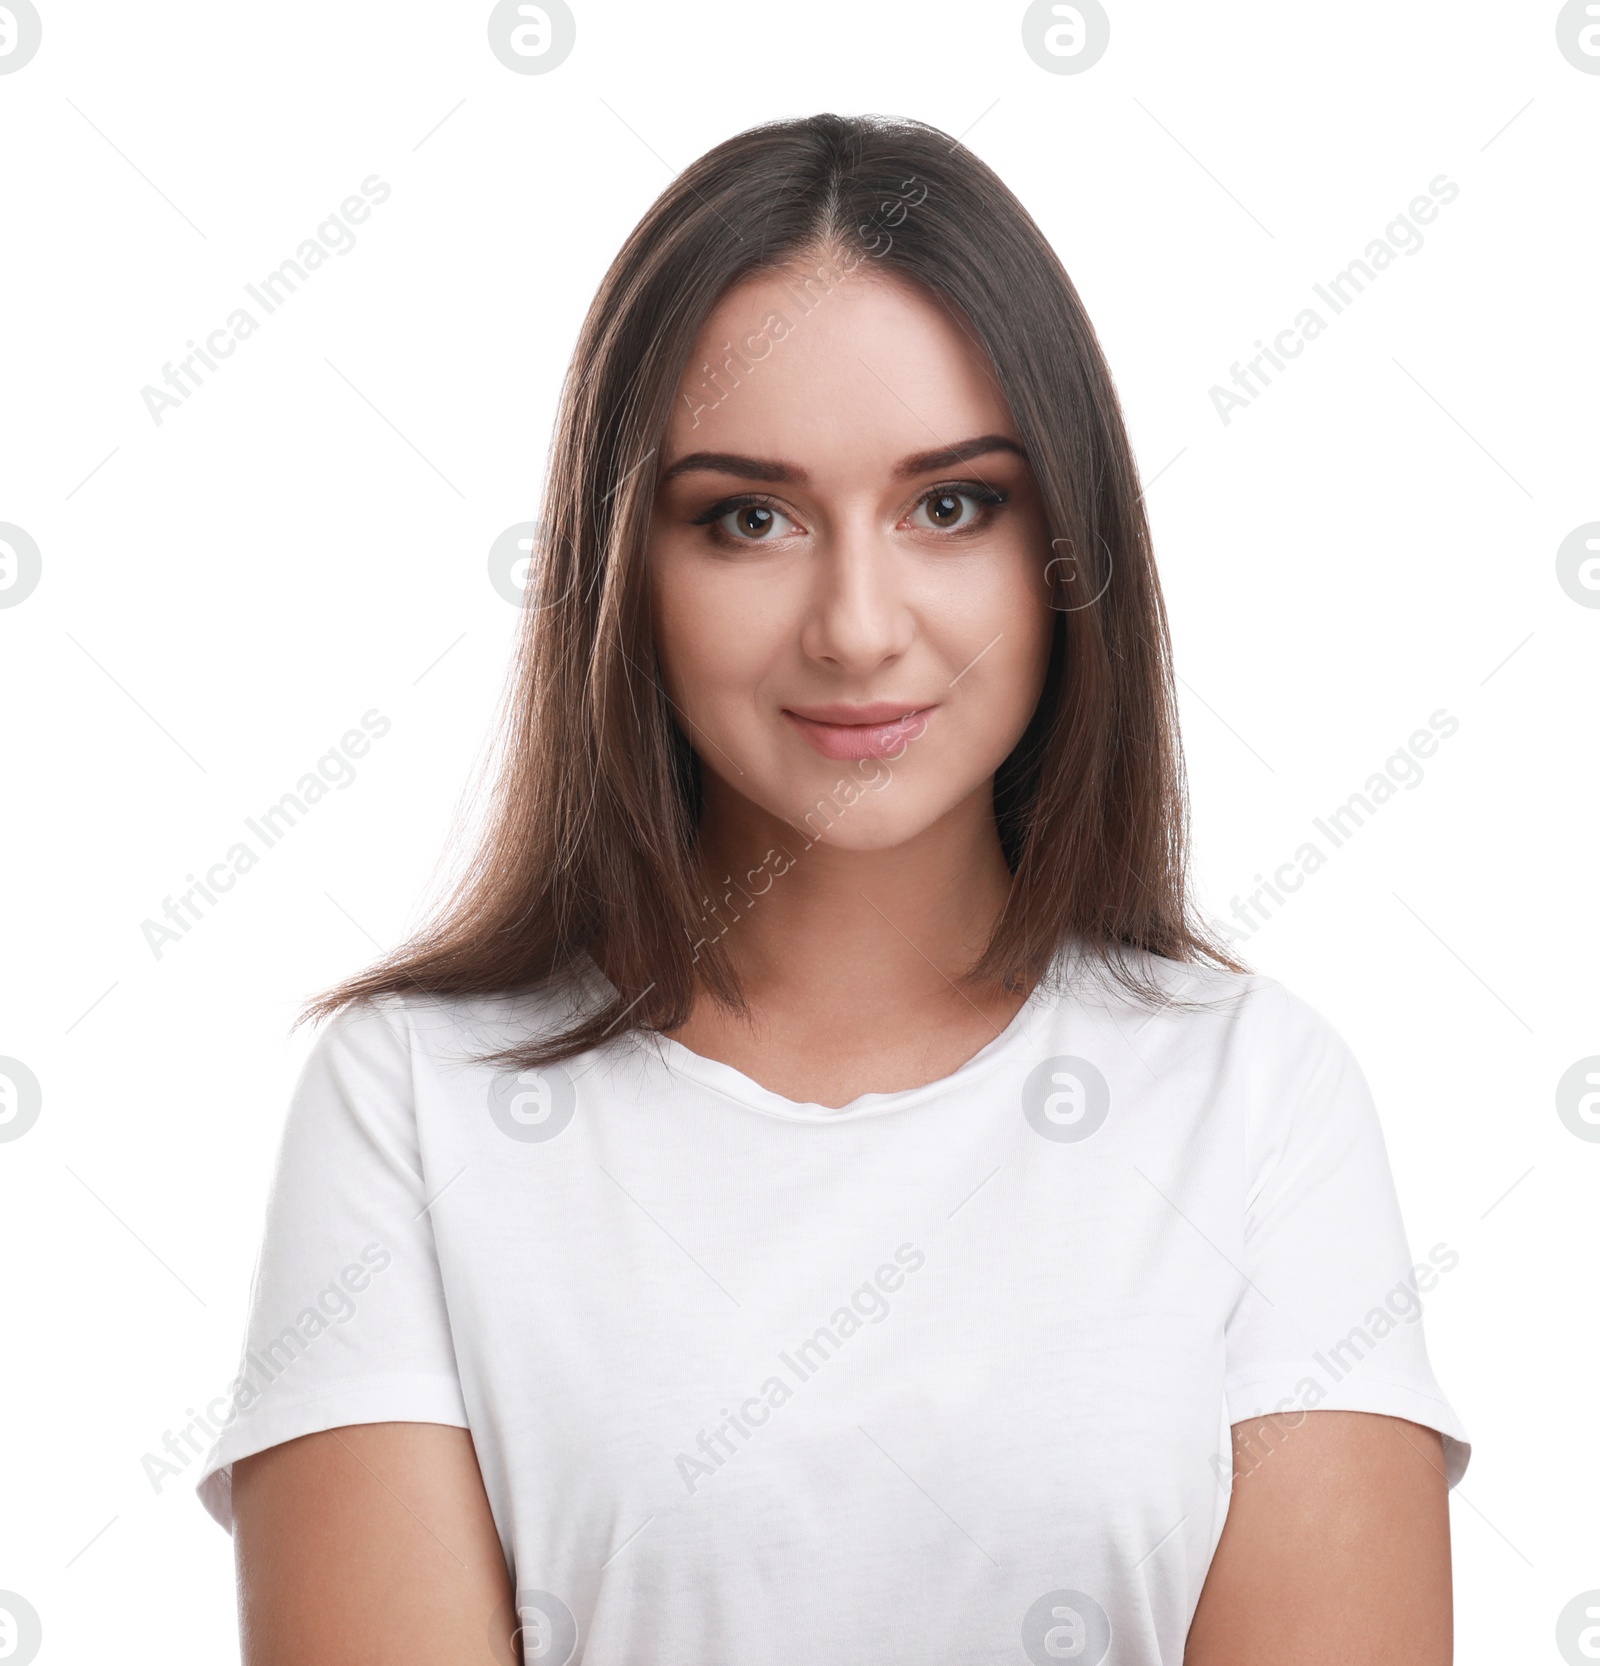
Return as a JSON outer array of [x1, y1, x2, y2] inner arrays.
[[663, 263, 1016, 476]]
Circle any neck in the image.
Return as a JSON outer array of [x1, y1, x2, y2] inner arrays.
[[688, 774, 1019, 1014]]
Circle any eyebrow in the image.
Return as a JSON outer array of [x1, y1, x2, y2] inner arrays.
[[657, 433, 1028, 486]]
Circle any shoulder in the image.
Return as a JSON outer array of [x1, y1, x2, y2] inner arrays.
[[1058, 944, 1342, 1052], [1144, 956, 1370, 1113], [317, 972, 605, 1074], [277, 977, 604, 1169], [1049, 948, 1371, 1128]]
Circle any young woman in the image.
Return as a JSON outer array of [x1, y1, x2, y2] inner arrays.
[[198, 113, 1470, 1664]]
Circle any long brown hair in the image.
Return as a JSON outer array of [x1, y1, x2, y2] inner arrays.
[[304, 111, 1242, 1066]]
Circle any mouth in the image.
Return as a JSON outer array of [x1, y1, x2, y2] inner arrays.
[[781, 701, 938, 762]]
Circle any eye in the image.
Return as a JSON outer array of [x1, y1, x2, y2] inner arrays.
[[907, 486, 1007, 533], [709, 500, 797, 542]]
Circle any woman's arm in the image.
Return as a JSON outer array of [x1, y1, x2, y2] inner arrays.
[[231, 1422, 518, 1666], [1185, 1410, 1452, 1665]]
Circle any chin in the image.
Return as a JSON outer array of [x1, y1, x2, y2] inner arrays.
[[773, 785, 963, 852]]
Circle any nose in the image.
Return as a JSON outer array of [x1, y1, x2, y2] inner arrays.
[[797, 514, 915, 674]]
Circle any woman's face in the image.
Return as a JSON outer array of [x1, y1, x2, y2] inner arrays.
[[648, 256, 1056, 852]]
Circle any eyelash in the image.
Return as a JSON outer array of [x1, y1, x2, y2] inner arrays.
[[689, 481, 1012, 547]]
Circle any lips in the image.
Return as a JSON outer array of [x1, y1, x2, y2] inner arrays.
[[781, 701, 937, 762]]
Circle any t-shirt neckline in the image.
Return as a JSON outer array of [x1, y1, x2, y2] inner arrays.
[[612, 959, 1062, 1124]]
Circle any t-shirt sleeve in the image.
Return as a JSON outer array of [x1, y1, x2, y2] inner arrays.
[[1223, 980, 1471, 1487], [195, 996, 469, 1530]]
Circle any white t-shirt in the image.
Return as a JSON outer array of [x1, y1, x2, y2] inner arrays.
[[196, 950, 1470, 1665]]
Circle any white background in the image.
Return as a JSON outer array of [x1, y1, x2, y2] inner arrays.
[[1, 1, 1595, 1660]]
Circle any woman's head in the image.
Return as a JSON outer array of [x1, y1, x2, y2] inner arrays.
[[308, 112, 1239, 1059], [649, 255, 1055, 859]]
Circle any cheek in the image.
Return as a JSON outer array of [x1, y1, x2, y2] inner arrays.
[[934, 557, 1054, 718], [649, 557, 782, 724], [981, 615, 1055, 755], [999, 538, 1056, 687], [1020, 585, 1057, 694]]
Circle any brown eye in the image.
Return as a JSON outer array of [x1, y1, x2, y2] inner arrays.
[[715, 503, 795, 541], [910, 489, 994, 532]]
